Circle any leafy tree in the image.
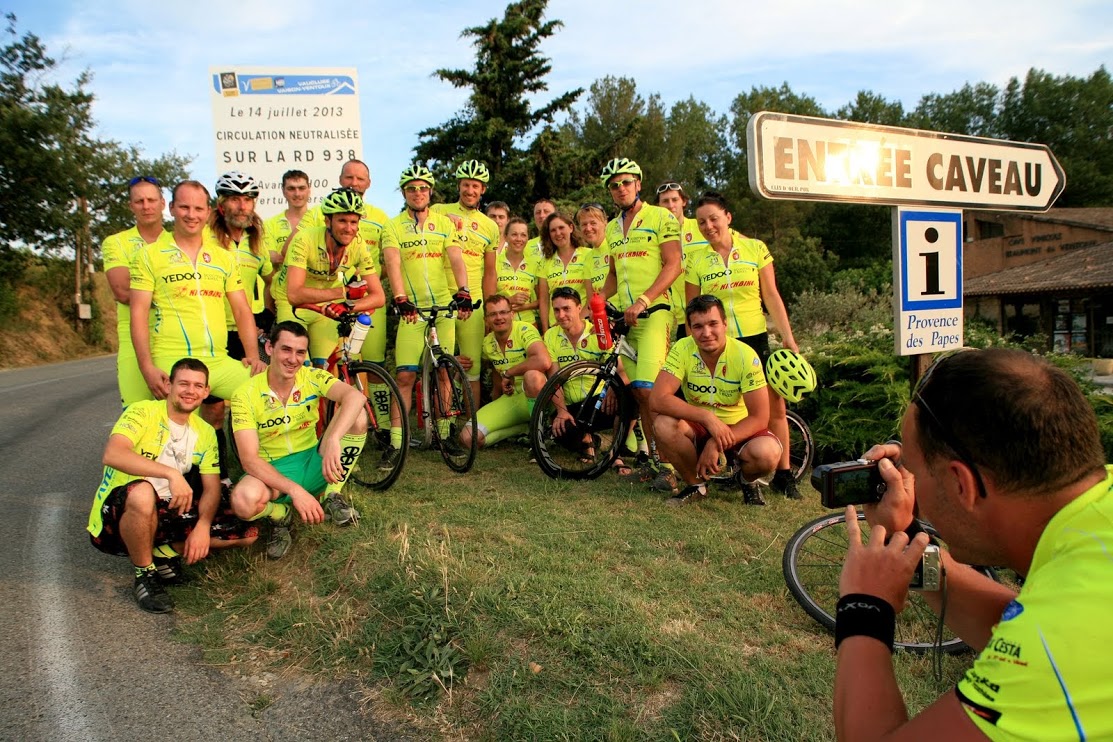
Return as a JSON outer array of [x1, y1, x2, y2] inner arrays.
[[0, 14, 190, 255], [413, 0, 582, 211], [908, 82, 1001, 137], [997, 66, 1113, 206], [835, 91, 906, 126]]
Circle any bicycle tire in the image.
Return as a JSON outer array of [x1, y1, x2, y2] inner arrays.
[[341, 361, 410, 491], [529, 361, 636, 480], [782, 510, 997, 654], [427, 353, 478, 473], [785, 410, 814, 483]]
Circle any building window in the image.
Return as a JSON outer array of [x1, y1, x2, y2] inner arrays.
[[975, 219, 1004, 239]]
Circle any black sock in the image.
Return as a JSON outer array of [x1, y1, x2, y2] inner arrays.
[[215, 428, 229, 480]]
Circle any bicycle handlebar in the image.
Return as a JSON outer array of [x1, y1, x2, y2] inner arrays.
[[387, 300, 483, 321], [293, 303, 377, 336], [610, 302, 671, 338]]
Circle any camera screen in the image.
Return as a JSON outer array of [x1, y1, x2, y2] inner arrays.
[[827, 466, 883, 508]]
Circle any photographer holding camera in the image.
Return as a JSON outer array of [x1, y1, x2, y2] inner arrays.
[[833, 348, 1112, 741]]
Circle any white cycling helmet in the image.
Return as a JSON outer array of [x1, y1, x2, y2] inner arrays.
[[215, 171, 260, 198]]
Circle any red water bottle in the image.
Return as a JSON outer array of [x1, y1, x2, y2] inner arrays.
[[590, 292, 612, 349]]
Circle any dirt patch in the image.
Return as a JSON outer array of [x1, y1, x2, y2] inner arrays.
[[0, 272, 116, 369]]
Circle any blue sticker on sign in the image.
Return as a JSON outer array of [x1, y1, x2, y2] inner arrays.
[[1001, 600, 1024, 621]]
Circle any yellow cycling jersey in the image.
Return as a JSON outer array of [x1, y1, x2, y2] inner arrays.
[[525, 236, 544, 264], [262, 211, 302, 262], [482, 321, 544, 395], [587, 242, 611, 293], [540, 248, 593, 326], [432, 202, 500, 290], [684, 230, 773, 338], [299, 201, 391, 268], [272, 226, 377, 309], [671, 217, 708, 324], [87, 400, 218, 536], [495, 249, 540, 325], [604, 203, 681, 311], [130, 233, 246, 359], [220, 236, 273, 327], [103, 226, 166, 339], [381, 210, 464, 307], [660, 336, 766, 424], [230, 365, 338, 461], [956, 466, 1113, 741], [543, 322, 608, 404]]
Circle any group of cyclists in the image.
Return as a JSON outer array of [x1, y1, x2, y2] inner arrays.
[[87, 154, 817, 614]]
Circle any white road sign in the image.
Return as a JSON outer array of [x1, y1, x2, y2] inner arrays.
[[210, 67, 362, 217], [893, 208, 964, 355], [748, 112, 1065, 212]]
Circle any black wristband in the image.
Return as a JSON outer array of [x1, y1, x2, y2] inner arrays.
[[835, 593, 896, 652]]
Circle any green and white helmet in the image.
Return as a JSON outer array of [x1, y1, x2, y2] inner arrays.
[[399, 164, 435, 188], [765, 349, 818, 404], [599, 157, 642, 185], [320, 187, 364, 215], [454, 159, 490, 183]]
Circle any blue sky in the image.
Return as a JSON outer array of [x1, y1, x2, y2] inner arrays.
[[10, 0, 1112, 209]]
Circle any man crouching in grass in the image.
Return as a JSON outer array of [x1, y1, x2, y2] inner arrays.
[[649, 295, 781, 506]]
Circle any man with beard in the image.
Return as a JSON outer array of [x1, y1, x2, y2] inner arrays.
[[88, 358, 258, 613], [209, 171, 273, 358]]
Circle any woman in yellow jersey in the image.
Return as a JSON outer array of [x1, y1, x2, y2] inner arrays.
[[576, 202, 611, 296], [536, 212, 594, 332], [686, 191, 803, 499], [495, 217, 540, 326], [654, 181, 706, 340]]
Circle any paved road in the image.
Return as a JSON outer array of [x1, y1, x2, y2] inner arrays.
[[0, 356, 411, 741]]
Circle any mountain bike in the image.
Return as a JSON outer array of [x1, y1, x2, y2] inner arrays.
[[781, 510, 999, 654], [294, 304, 409, 490], [528, 305, 664, 479], [405, 303, 480, 473]]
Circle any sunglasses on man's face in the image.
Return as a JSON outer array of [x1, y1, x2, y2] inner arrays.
[[607, 178, 638, 191], [129, 176, 161, 187], [911, 348, 987, 498], [655, 182, 683, 195]]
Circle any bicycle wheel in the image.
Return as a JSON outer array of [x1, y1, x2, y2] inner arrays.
[[786, 410, 814, 483], [782, 511, 997, 654], [335, 361, 410, 491], [427, 353, 478, 473], [529, 361, 636, 480]]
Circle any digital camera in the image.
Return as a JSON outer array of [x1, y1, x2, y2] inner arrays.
[[812, 459, 887, 509], [910, 545, 942, 592]]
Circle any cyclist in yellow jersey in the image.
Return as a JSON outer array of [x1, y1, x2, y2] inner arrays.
[[599, 158, 682, 494], [130, 180, 265, 445], [209, 171, 273, 358], [88, 359, 257, 613], [835, 348, 1113, 741], [576, 202, 611, 294], [275, 160, 392, 367], [460, 294, 550, 450], [229, 322, 369, 559], [653, 181, 706, 338], [526, 198, 556, 263], [687, 191, 802, 500], [432, 160, 502, 405], [536, 212, 594, 332], [382, 164, 473, 421], [279, 188, 386, 367], [262, 169, 311, 270], [496, 217, 540, 326], [485, 200, 511, 248], [650, 295, 780, 506], [103, 176, 168, 407]]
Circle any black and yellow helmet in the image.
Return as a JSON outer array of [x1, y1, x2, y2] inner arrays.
[[599, 157, 642, 185], [765, 349, 818, 404], [454, 159, 490, 183], [320, 187, 364, 215], [399, 164, 436, 188]]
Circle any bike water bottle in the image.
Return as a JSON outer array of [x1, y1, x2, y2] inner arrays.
[[590, 293, 612, 349], [347, 313, 372, 356]]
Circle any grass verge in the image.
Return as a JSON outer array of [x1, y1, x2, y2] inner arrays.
[[173, 442, 977, 740]]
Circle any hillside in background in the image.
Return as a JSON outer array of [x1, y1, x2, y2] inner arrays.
[[0, 269, 116, 369]]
